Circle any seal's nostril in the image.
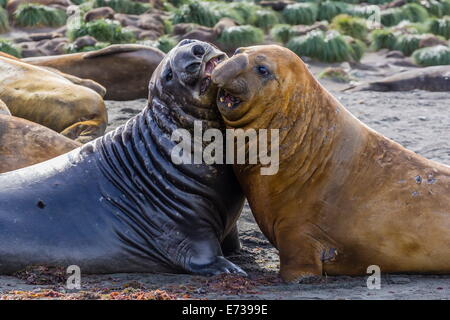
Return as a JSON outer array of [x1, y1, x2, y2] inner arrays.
[[192, 45, 205, 57]]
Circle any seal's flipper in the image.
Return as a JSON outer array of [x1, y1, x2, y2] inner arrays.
[[221, 224, 241, 256]]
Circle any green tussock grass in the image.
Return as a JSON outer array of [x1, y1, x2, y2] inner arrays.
[[0, 7, 8, 33], [270, 24, 293, 44], [394, 33, 424, 56], [428, 17, 450, 39], [423, 0, 450, 18], [172, 1, 219, 27], [64, 41, 109, 53], [14, 4, 67, 28], [156, 35, 178, 53], [282, 2, 318, 25], [0, 39, 21, 58], [217, 1, 260, 25], [380, 8, 404, 27], [402, 3, 429, 23], [254, 9, 279, 32], [331, 14, 368, 41], [370, 29, 398, 50], [287, 30, 359, 63], [94, 0, 150, 15], [347, 36, 366, 62], [70, 0, 86, 5], [347, 4, 380, 19], [412, 44, 450, 66], [217, 25, 264, 51], [381, 3, 429, 27], [67, 19, 135, 44], [317, 1, 349, 21], [318, 67, 352, 83]]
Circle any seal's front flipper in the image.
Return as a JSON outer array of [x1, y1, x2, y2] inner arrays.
[[277, 226, 324, 283], [221, 224, 241, 256], [60, 119, 106, 144], [189, 256, 247, 276]]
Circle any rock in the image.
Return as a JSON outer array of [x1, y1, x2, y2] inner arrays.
[[419, 35, 448, 49], [137, 13, 164, 34], [36, 37, 68, 56], [114, 13, 140, 27], [84, 7, 115, 22], [385, 50, 404, 59], [172, 23, 200, 36], [73, 36, 97, 49], [290, 22, 328, 37], [213, 17, 238, 35]]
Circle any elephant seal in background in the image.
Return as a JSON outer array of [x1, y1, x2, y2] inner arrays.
[[0, 57, 107, 143], [212, 45, 450, 282], [25, 45, 165, 101], [347, 65, 450, 92], [0, 52, 106, 97], [0, 40, 246, 275], [0, 114, 80, 173]]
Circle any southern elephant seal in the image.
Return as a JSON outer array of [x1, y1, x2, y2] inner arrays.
[[24, 45, 165, 101], [0, 114, 80, 173], [0, 40, 246, 275], [212, 45, 450, 282], [0, 56, 107, 143], [347, 65, 450, 92]]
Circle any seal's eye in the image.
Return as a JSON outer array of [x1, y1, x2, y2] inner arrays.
[[257, 65, 270, 76], [165, 68, 173, 82]]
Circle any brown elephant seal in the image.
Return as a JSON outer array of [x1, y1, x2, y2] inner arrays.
[[347, 65, 450, 92], [212, 45, 450, 282], [0, 40, 246, 276], [25, 45, 165, 100], [0, 114, 80, 173], [0, 56, 107, 143]]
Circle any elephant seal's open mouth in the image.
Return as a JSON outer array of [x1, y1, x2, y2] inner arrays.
[[217, 88, 242, 110], [199, 55, 225, 96]]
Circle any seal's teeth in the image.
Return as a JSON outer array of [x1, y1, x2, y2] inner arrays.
[[227, 103, 232, 108], [220, 97, 224, 102]]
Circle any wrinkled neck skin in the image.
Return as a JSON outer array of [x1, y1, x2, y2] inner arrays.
[[86, 88, 243, 271], [224, 67, 366, 246]]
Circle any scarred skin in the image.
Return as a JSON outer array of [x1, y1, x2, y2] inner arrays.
[[0, 114, 80, 173], [212, 45, 450, 282], [0, 56, 107, 143], [0, 40, 245, 276], [24, 45, 165, 101]]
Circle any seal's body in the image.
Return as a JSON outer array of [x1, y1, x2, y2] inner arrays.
[[350, 65, 450, 92], [0, 56, 107, 143], [212, 45, 450, 282], [0, 114, 80, 173], [25, 45, 165, 101], [0, 40, 245, 275]]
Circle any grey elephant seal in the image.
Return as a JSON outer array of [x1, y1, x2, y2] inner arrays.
[[0, 40, 245, 276]]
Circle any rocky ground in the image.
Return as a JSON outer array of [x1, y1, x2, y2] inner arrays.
[[0, 52, 449, 300]]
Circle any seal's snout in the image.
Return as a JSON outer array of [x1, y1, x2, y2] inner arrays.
[[212, 54, 249, 110], [211, 54, 249, 88]]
